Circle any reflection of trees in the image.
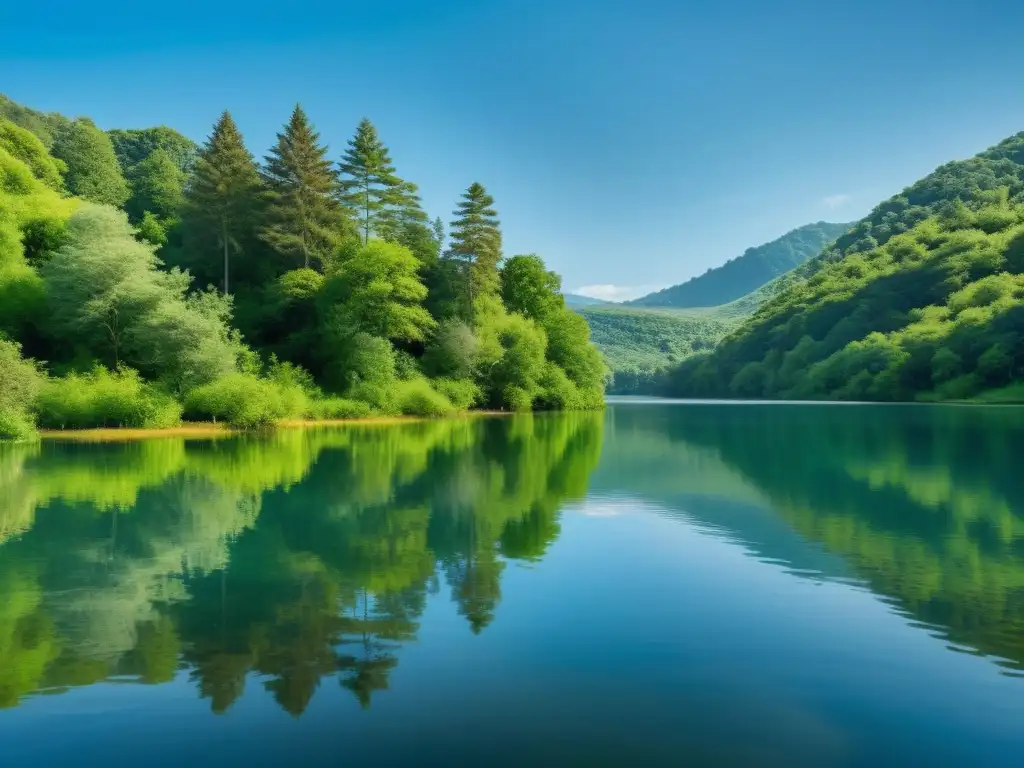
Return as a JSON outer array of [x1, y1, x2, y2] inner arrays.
[[634, 404, 1024, 672], [0, 412, 603, 714]]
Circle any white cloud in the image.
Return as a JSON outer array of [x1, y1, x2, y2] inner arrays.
[[822, 194, 851, 210], [573, 284, 666, 302]]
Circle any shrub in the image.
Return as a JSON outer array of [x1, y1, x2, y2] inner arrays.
[[0, 407, 37, 442], [502, 385, 534, 412], [535, 363, 583, 411], [395, 378, 455, 417], [35, 367, 182, 429], [431, 377, 481, 410], [306, 397, 373, 420], [184, 372, 307, 429], [263, 359, 314, 416]]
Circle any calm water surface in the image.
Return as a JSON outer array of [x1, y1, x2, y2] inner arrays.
[[2, 403, 1024, 766]]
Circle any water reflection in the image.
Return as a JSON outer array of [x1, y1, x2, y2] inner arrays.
[[5, 401, 1024, 724], [0, 414, 604, 713], [602, 403, 1024, 673]]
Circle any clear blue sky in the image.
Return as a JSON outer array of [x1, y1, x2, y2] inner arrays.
[[3, 0, 1023, 300]]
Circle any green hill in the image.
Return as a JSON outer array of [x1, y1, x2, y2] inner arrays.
[[629, 221, 852, 309], [563, 293, 610, 309], [579, 305, 736, 393], [664, 131, 1024, 402]]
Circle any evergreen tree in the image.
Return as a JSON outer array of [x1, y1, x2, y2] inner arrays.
[[377, 179, 428, 241], [338, 119, 399, 243], [260, 105, 351, 270], [446, 182, 502, 309], [50, 119, 130, 207], [181, 112, 262, 295], [432, 216, 444, 250]]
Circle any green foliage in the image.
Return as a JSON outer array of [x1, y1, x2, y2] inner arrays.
[[0, 96, 603, 424], [322, 240, 435, 343], [394, 378, 455, 417], [136, 211, 168, 246], [481, 312, 547, 411], [447, 182, 501, 307], [0, 147, 76, 341], [180, 112, 263, 294], [107, 126, 198, 175], [305, 397, 373, 419], [0, 339, 43, 441], [35, 367, 182, 429], [422, 320, 477, 378], [431, 377, 481, 410], [631, 221, 852, 308], [0, 120, 65, 190], [50, 119, 130, 207], [336, 119, 429, 251], [328, 332, 398, 407], [41, 205, 242, 390], [666, 201, 1024, 402], [580, 306, 733, 394], [338, 119, 400, 243], [500, 254, 564, 320], [0, 94, 69, 148], [184, 372, 307, 429], [260, 105, 351, 270], [124, 147, 185, 224]]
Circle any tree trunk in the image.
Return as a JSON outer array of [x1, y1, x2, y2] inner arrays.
[[303, 223, 309, 269], [222, 219, 230, 296], [364, 184, 370, 244]]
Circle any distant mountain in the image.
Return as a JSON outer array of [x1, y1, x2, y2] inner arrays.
[[563, 293, 611, 308], [629, 221, 852, 309]]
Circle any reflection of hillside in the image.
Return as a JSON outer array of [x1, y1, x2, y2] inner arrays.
[[653, 403, 1024, 672], [0, 413, 603, 714], [591, 407, 852, 581]]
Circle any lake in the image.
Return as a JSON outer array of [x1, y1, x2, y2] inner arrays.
[[2, 401, 1024, 766]]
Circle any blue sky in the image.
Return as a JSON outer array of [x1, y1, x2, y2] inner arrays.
[[3, 0, 1024, 300]]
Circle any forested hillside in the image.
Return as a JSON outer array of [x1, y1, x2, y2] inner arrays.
[[665, 131, 1024, 401], [580, 306, 734, 394], [629, 221, 851, 308], [0, 96, 606, 440]]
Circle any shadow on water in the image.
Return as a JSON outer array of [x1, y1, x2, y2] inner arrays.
[[0, 414, 604, 714]]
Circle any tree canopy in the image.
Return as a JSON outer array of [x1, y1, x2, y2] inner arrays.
[[0, 94, 605, 440]]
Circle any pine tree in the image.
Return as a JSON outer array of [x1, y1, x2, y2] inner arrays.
[[181, 112, 262, 295], [260, 105, 350, 270], [447, 182, 502, 308], [338, 119, 397, 243], [432, 216, 444, 250], [377, 179, 428, 240]]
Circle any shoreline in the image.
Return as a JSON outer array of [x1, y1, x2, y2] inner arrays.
[[37, 411, 512, 442]]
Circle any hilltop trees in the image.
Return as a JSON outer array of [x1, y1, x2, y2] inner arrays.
[[50, 119, 130, 207], [0, 121, 65, 191], [447, 182, 502, 312], [260, 105, 351, 270], [338, 119, 398, 243], [180, 112, 262, 294], [124, 148, 186, 226]]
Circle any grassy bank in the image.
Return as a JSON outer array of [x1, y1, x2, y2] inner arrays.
[[37, 411, 511, 442]]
